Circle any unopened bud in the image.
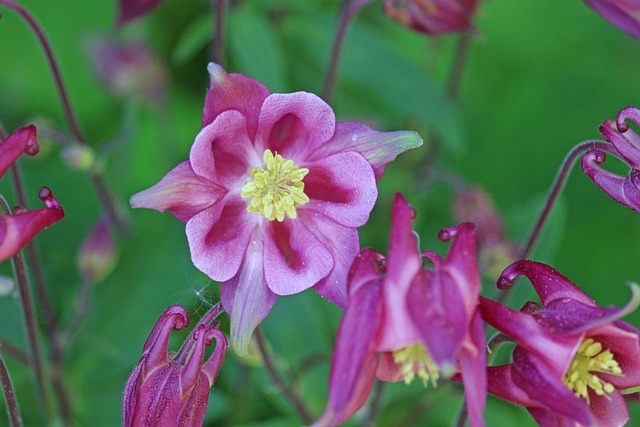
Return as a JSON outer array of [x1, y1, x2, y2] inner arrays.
[[77, 218, 117, 282], [61, 144, 96, 172]]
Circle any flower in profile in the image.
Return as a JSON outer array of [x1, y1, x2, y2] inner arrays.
[[123, 304, 227, 427], [1, 126, 64, 262], [383, 0, 480, 36], [480, 260, 640, 426], [131, 63, 422, 356], [582, 106, 640, 213], [313, 194, 485, 427], [583, 0, 640, 40]]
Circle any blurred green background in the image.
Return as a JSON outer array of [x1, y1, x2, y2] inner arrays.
[[1, 0, 640, 425]]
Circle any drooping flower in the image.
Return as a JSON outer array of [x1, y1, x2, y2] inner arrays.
[[583, 0, 640, 40], [116, 0, 165, 26], [313, 194, 485, 427], [383, 0, 480, 36], [582, 106, 640, 213], [123, 304, 227, 427], [480, 260, 640, 426], [131, 63, 422, 356], [0, 126, 64, 262]]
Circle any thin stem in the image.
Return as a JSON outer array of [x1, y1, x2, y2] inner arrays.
[[213, 0, 226, 65], [453, 398, 468, 427], [0, 0, 130, 233], [254, 327, 314, 424], [321, 0, 371, 102], [0, 353, 23, 427], [63, 277, 93, 342], [0, 338, 28, 366], [362, 380, 385, 427], [446, 33, 472, 99], [498, 140, 610, 305]]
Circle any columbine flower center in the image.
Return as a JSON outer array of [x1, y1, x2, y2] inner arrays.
[[392, 343, 439, 387], [563, 338, 623, 404], [240, 149, 310, 222]]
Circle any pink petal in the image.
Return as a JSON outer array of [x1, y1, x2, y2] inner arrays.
[[255, 92, 335, 161], [600, 122, 640, 168], [440, 223, 481, 313], [302, 152, 377, 228], [309, 122, 423, 181], [186, 197, 257, 282], [582, 149, 640, 212], [263, 218, 333, 295], [203, 63, 270, 140], [458, 310, 487, 427], [0, 125, 38, 180], [220, 236, 277, 357], [0, 187, 64, 262], [486, 365, 540, 408], [314, 275, 383, 427], [190, 110, 257, 188], [130, 161, 226, 222], [588, 321, 640, 390], [584, 0, 640, 40], [116, 0, 164, 26], [379, 194, 422, 350], [589, 390, 629, 427]]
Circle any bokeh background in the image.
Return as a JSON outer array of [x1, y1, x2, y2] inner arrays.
[[1, 0, 640, 425]]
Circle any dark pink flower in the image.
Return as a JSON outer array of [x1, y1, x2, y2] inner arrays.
[[116, 0, 164, 26], [584, 0, 640, 39], [582, 106, 640, 213], [383, 0, 479, 36], [1, 126, 64, 262], [131, 64, 422, 356], [481, 260, 640, 426], [123, 305, 227, 427], [313, 194, 486, 427]]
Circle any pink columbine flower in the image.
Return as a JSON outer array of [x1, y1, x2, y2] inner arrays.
[[383, 0, 480, 36], [584, 0, 640, 39], [123, 304, 227, 427], [313, 194, 485, 427], [582, 106, 640, 213], [0, 126, 64, 262], [480, 260, 640, 426], [130, 64, 422, 356]]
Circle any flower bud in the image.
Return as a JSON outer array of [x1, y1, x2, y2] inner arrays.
[[77, 218, 117, 282], [384, 0, 479, 36]]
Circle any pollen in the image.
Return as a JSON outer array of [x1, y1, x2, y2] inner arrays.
[[392, 343, 440, 387], [240, 149, 309, 222], [563, 338, 623, 404]]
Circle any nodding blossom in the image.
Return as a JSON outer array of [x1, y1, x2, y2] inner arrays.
[[383, 0, 480, 36]]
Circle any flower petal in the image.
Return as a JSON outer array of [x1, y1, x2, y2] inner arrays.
[[203, 63, 270, 140], [600, 121, 640, 168], [486, 365, 540, 408], [263, 218, 333, 295], [0, 125, 38, 180], [458, 310, 487, 427], [589, 389, 629, 427], [130, 161, 226, 222], [584, 0, 640, 40], [190, 110, 258, 188], [581, 149, 640, 212], [186, 197, 257, 282], [255, 92, 335, 160], [0, 187, 64, 262], [309, 122, 423, 181], [302, 152, 377, 228], [220, 237, 277, 357], [588, 320, 640, 390], [313, 275, 383, 427]]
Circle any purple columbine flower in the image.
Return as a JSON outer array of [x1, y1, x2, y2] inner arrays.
[[0, 126, 64, 262], [584, 0, 640, 39], [582, 106, 640, 213], [123, 305, 227, 427], [130, 64, 422, 356], [313, 194, 486, 427], [383, 0, 480, 36], [480, 260, 640, 427]]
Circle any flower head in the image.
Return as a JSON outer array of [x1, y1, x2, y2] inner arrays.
[[131, 64, 422, 356], [1, 126, 64, 262], [123, 305, 227, 427], [582, 106, 640, 213], [383, 0, 480, 36], [584, 0, 640, 40], [313, 194, 485, 427], [481, 260, 640, 426]]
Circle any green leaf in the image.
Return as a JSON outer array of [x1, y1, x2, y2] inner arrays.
[[172, 15, 212, 66]]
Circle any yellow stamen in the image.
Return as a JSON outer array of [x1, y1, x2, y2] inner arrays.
[[563, 338, 623, 404], [240, 150, 309, 222], [392, 343, 439, 387]]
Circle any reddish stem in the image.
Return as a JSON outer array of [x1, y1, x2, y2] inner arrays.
[[0, 353, 23, 427]]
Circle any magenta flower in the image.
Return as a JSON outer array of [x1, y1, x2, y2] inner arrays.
[[313, 194, 486, 427], [383, 0, 479, 36], [584, 0, 640, 39], [582, 106, 640, 213], [1, 126, 64, 262], [131, 64, 422, 356], [480, 260, 640, 426], [123, 305, 227, 427], [116, 0, 165, 26]]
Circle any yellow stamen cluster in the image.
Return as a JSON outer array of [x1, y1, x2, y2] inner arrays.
[[563, 338, 623, 404], [392, 343, 440, 387], [240, 150, 309, 222]]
